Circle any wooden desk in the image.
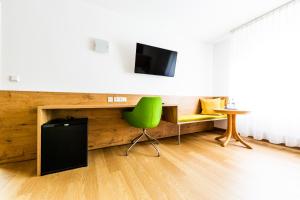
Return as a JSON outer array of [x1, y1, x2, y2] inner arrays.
[[214, 109, 252, 149], [37, 104, 178, 176]]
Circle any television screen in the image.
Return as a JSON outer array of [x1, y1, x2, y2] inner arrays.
[[134, 43, 177, 77]]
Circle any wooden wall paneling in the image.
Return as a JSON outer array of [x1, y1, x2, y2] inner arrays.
[[0, 90, 223, 164], [162, 106, 178, 124], [180, 122, 214, 135], [46, 107, 179, 150]]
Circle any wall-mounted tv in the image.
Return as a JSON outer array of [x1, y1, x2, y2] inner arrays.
[[134, 43, 177, 77]]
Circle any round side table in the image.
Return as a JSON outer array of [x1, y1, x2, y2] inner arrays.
[[214, 109, 252, 149]]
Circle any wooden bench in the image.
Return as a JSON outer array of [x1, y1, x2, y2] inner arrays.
[[177, 97, 228, 144]]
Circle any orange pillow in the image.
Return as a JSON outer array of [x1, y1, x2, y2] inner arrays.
[[220, 99, 226, 109], [200, 98, 222, 115]]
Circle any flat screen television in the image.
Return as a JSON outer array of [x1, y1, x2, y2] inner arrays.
[[134, 43, 177, 77]]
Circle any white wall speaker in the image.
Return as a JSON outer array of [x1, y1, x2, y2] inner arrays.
[[94, 39, 109, 53]]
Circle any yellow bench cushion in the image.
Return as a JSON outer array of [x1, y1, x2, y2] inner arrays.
[[178, 114, 227, 122]]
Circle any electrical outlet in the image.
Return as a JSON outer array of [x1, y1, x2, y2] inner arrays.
[[113, 97, 127, 103], [120, 97, 127, 102], [107, 97, 113, 103], [113, 97, 119, 102]]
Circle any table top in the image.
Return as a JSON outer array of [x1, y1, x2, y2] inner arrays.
[[214, 109, 250, 115], [38, 104, 178, 110]]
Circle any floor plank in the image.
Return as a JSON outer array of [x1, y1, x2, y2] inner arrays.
[[1, 131, 300, 200]]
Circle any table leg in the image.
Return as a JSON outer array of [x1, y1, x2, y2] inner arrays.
[[232, 114, 252, 149], [215, 112, 252, 149], [215, 130, 227, 140], [215, 114, 232, 145], [222, 114, 232, 147]]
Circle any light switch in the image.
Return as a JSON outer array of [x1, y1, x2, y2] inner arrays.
[[107, 97, 113, 103], [9, 75, 20, 82]]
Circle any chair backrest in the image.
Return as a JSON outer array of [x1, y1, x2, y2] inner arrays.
[[132, 97, 162, 128]]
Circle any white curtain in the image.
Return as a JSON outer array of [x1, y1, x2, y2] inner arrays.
[[228, 0, 300, 147]]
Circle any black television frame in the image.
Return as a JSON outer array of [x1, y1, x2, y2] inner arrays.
[[134, 43, 178, 77]]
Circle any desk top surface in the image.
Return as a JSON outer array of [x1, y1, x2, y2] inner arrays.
[[38, 104, 178, 110]]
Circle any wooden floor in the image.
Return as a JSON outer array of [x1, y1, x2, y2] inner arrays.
[[1, 131, 300, 200]]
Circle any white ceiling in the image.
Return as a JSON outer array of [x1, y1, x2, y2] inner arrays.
[[86, 0, 289, 43]]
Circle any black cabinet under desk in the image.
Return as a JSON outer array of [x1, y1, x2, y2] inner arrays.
[[41, 118, 88, 175]]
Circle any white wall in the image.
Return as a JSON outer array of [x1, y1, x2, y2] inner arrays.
[[212, 38, 231, 96], [1, 0, 213, 96], [212, 38, 232, 129]]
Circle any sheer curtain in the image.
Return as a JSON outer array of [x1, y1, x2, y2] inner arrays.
[[227, 0, 300, 147]]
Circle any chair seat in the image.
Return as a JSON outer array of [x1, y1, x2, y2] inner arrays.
[[178, 114, 227, 122]]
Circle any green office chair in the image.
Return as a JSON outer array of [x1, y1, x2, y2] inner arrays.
[[123, 97, 162, 156]]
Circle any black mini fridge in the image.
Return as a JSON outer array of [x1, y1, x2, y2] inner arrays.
[[41, 118, 88, 175]]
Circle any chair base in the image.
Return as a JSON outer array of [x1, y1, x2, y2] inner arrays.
[[126, 129, 160, 157]]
